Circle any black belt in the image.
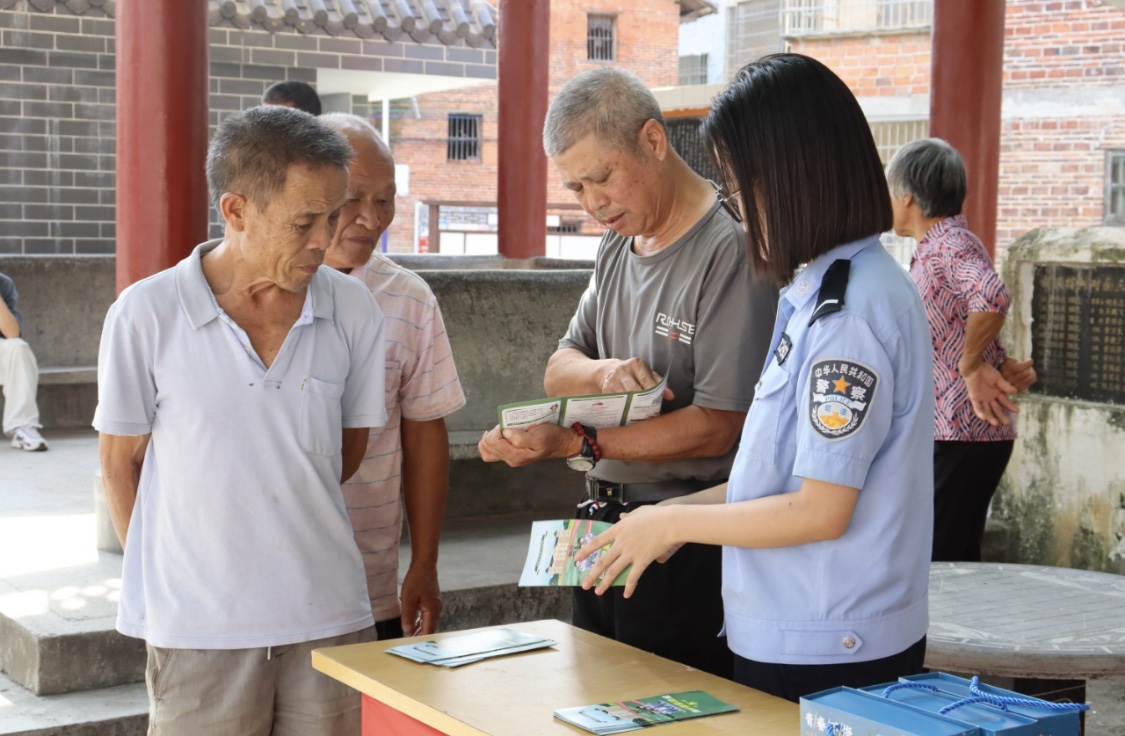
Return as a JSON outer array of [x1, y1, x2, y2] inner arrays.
[[583, 475, 722, 504]]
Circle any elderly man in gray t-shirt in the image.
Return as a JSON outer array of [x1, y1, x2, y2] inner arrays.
[[479, 68, 776, 679]]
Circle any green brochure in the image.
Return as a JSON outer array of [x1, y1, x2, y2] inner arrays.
[[554, 690, 739, 734], [519, 519, 629, 587], [498, 374, 668, 430]]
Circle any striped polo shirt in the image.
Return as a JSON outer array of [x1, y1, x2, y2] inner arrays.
[[342, 252, 466, 621]]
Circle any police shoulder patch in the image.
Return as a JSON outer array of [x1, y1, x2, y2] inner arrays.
[[808, 358, 879, 440], [775, 332, 792, 366]]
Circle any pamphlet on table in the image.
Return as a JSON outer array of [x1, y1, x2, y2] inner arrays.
[[386, 628, 556, 668], [554, 690, 739, 734], [498, 374, 668, 430], [519, 519, 629, 588]]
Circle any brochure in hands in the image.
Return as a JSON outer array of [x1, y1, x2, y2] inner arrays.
[[385, 628, 556, 668], [498, 374, 668, 430], [519, 519, 629, 588], [554, 690, 739, 734]]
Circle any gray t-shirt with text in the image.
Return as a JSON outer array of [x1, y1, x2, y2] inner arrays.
[[559, 201, 777, 484]]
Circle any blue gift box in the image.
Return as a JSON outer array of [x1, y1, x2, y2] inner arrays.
[[860, 682, 1041, 736], [801, 673, 1086, 736], [800, 687, 982, 736], [894, 673, 1081, 736]]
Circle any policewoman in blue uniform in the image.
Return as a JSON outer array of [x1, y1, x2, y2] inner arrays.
[[577, 53, 935, 702]]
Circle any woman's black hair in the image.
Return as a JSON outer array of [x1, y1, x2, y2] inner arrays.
[[702, 53, 893, 286]]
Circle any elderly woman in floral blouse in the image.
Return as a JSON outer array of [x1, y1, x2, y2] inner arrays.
[[887, 137, 1036, 563]]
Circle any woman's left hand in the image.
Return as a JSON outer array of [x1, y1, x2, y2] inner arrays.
[[575, 505, 678, 598]]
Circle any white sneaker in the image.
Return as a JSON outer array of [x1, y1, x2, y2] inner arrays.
[[12, 425, 48, 452]]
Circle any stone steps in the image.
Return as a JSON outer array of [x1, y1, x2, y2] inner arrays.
[[0, 672, 147, 736]]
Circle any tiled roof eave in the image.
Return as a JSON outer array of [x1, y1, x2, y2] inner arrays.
[[4, 0, 498, 49]]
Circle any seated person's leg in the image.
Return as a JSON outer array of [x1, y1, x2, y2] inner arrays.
[[0, 338, 47, 451]]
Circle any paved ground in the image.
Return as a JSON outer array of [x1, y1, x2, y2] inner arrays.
[[0, 430, 1122, 734]]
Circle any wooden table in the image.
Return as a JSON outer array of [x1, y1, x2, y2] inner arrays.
[[312, 619, 797, 735], [927, 562, 1125, 712]]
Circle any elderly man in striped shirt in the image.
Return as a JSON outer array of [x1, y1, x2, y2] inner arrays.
[[322, 113, 466, 639]]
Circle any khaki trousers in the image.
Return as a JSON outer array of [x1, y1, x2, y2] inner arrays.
[[145, 630, 364, 736]]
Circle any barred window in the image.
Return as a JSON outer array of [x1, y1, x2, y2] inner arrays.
[[1107, 151, 1125, 225], [447, 114, 482, 162], [869, 118, 930, 165], [587, 15, 615, 61], [879, 0, 931, 27], [678, 54, 709, 86], [869, 118, 930, 266], [727, 0, 783, 81], [782, 0, 932, 37]]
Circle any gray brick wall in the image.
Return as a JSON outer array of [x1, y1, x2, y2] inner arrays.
[[0, 2, 497, 255], [0, 8, 116, 254]]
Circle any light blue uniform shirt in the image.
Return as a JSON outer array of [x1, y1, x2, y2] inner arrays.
[[723, 236, 934, 665]]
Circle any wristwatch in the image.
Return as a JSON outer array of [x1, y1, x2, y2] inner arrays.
[[566, 424, 599, 472]]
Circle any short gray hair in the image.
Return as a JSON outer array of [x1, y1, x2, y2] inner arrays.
[[206, 105, 354, 210], [885, 137, 967, 219], [543, 67, 666, 158]]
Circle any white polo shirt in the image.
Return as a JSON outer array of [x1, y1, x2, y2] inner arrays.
[[94, 240, 387, 649]]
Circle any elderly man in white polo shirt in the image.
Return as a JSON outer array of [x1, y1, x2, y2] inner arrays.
[[94, 106, 386, 736]]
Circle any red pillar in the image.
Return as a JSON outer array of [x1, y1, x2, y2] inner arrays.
[[929, 0, 1006, 258], [497, 0, 550, 260], [115, 0, 211, 293]]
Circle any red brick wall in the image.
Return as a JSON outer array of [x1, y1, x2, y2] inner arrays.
[[386, 0, 680, 252], [997, 0, 1125, 254], [997, 118, 1123, 247], [784, 0, 1125, 260], [1005, 0, 1125, 87], [788, 32, 931, 98]]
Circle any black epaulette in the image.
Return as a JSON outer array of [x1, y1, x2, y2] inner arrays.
[[808, 259, 851, 326]]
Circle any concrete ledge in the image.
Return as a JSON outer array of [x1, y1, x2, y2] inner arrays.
[[35, 382, 96, 431], [981, 517, 1018, 563], [37, 368, 97, 386], [0, 258, 113, 368], [387, 254, 593, 271], [36, 368, 97, 430], [440, 585, 571, 633]]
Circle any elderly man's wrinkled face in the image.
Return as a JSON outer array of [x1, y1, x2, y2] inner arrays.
[[552, 131, 662, 238], [325, 132, 397, 271], [239, 163, 348, 291]]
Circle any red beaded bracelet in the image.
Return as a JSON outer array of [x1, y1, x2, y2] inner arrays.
[[571, 422, 602, 462]]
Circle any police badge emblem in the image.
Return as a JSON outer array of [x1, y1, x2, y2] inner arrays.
[[808, 358, 879, 440]]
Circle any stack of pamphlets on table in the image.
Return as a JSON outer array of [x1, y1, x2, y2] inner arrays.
[[554, 690, 739, 734], [385, 627, 557, 668]]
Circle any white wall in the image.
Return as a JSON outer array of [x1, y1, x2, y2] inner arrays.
[[679, 1, 728, 85]]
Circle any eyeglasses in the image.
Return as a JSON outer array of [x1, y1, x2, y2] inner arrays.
[[716, 186, 742, 223]]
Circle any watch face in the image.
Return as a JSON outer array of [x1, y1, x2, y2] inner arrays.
[[566, 455, 595, 472]]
